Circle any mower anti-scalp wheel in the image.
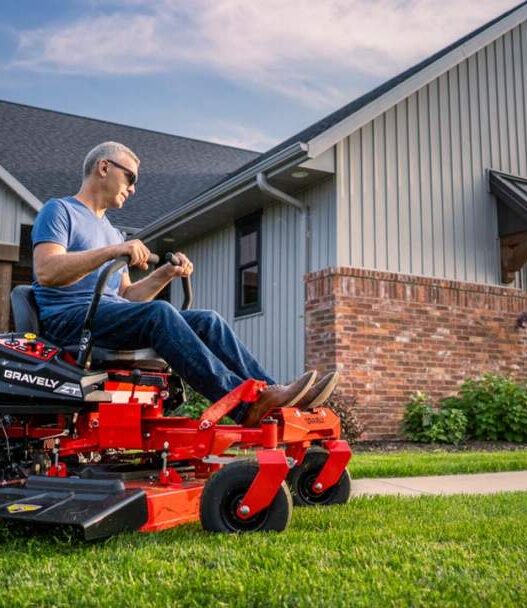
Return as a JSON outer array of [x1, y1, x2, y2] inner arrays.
[[200, 460, 293, 533], [287, 447, 352, 507]]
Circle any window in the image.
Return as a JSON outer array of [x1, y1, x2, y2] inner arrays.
[[235, 211, 262, 317]]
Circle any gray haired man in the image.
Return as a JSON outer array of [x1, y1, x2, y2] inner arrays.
[[31, 141, 338, 425]]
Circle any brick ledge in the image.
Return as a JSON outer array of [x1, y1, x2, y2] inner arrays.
[[305, 266, 527, 298]]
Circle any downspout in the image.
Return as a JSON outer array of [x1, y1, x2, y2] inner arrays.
[[256, 172, 304, 211], [256, 172, 312, 376], [255, 172, 311, 273]]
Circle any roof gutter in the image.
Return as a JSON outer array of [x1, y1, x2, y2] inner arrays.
[[137, 141, 309, 243]]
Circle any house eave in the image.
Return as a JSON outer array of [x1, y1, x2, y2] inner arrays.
[[137, 142, 309, 244], [0, 163, 42, 214]]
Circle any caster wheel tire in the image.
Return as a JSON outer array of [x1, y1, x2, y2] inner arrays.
[[200, 459, 293, 533], [287, 447, 352, 507]]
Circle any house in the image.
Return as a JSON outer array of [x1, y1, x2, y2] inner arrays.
[[3, 2, 527, 437]]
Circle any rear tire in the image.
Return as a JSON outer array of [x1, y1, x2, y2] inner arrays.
[[287, 447, 352, 507], [200, 460, 292, 532]]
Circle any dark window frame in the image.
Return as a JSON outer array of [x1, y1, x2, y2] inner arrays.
[[235, 211, 262, 317]]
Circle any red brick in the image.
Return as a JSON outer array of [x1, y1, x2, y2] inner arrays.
[[305, 267, 527, 439]]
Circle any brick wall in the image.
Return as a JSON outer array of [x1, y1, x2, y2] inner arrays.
[[305, 267, 527, 439]]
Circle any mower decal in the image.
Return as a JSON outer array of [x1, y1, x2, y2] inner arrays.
[[54, 382, 82, 397], [2, 369, 60, 389], [6, 503, 43, 514]]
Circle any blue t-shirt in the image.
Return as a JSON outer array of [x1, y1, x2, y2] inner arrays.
[[32, 197, 129, 319]]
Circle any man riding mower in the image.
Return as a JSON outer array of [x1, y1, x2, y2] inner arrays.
[[0, 251, 352, 538], [0, 141, 352, 539]]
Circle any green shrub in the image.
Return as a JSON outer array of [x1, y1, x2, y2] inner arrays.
[[173, 383, 211, 418], [403, 374, 527, 444], [403, 392, 467, 445], [425, 408, 467, 445], [452, 374, 527, 442], [504, 398, 527, 442], [174, 383, 235, 424], [403, 391, 436, 442]]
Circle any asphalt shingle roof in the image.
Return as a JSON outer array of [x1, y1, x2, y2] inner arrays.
[[0, 100, 260, 229]]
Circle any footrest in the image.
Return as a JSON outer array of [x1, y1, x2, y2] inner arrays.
[[0, 476, 148, 541]]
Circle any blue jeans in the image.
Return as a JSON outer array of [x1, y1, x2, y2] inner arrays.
[[41, 298, 275, 422]]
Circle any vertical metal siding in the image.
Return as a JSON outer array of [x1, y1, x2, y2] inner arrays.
[[306, 177, 336, 270], [169, 179, 334, 382], [336, 24, 527, 286], [0, 183, 35, 244]]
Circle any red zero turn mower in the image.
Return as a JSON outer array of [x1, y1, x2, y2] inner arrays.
[[0, 253, 352, 540]]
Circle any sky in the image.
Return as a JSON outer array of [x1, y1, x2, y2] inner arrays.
[[0, 0, 522, 152]]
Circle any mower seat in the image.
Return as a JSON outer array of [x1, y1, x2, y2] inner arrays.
[[10, 286, 168, 371]]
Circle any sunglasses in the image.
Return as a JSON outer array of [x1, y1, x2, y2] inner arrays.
[[105, 159, 138, 186]]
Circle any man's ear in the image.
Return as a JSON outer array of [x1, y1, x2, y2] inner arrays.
[[97, 159, 108, 177]]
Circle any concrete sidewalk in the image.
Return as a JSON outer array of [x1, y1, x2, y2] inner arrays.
[[351, 470, 527, 496]]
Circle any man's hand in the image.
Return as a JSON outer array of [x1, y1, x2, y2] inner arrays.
[[120, 250, 194, 302], [120, 239, 151, 270], [168, 251, 194, 278]]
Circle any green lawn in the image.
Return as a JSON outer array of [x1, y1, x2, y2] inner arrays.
[[351, 449, 527, 479], [1, 492, 526, 607]]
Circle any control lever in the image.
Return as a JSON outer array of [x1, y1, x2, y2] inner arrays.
[[165, 252, 193, 311]]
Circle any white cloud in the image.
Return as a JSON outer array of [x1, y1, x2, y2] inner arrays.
[[197, 122, 281, 151], [10, 0, 520, 108]]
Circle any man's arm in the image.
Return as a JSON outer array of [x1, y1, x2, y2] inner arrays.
[[119, 253, 193, 302], [33, 239, 152, 287]]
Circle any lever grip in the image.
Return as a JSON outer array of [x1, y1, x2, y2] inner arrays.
[[165, 251, 193, 310], [165, 252, 181, 266], [148, 253, 160, 265]]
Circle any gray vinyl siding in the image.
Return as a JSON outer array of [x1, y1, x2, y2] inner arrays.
[[305, 177, 337, 270], [0, 183, 35, 244], [170, 177, 335, 381], [335, 23, 527, 286]]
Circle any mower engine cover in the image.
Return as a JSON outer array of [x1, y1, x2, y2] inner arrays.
[[0, 333, 106, 412]]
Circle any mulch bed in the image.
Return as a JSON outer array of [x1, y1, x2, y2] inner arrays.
[[352, 440, 527, 453]]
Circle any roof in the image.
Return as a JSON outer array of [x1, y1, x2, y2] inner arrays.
[[0, 100, 260, 230]]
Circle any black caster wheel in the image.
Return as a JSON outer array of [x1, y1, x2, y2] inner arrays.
[[287, 447, 352, 507], [200, 459, 293, 532]]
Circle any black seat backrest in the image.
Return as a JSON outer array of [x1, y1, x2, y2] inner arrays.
[[10, 285, 41, 334]]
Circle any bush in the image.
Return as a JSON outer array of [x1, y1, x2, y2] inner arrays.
[[172, 383, 210, 418], [403, 373, 527, 444], [403, 392, 467, 445], [450, 374, 527, 442], [325, 394, 364, 443], [174, 384, 237, 424], [402, 392, 436, 442], [425, 408, 467, 445]]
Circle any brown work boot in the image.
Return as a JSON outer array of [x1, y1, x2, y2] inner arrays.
[[296, 371, 339, 410], [242, 370, 317, 427]]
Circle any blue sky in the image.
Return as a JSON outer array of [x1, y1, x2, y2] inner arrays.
[[0, 0, 521, 151]]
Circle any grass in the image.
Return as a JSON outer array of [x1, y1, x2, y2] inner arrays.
[[0, 492, 526, 607], [350, 449, 527, 479]]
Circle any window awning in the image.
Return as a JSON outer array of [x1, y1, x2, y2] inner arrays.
[[489, 169, 527, 232], [489, 169, 527, 283]]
